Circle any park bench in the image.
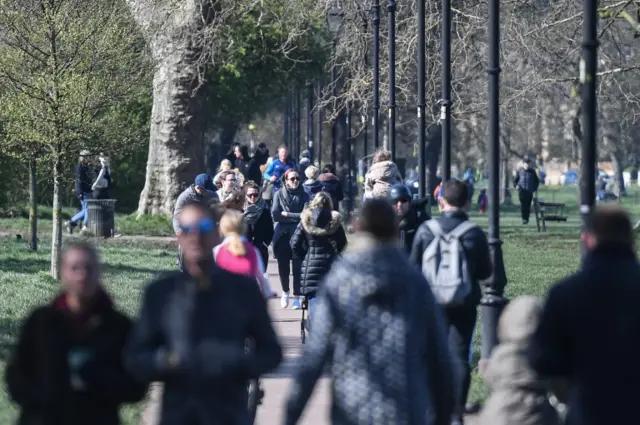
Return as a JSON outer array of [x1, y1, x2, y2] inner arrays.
[[533, 197, 568, 232]]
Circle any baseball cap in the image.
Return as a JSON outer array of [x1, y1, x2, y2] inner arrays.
[[194, 174, 215, 191]]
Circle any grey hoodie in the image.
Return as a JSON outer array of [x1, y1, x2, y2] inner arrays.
[[285, 234, 456, 425], [478, 296, 560, 425], [172, 185, 218, 234]]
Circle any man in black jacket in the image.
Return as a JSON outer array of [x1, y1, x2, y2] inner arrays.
[[388, 183, 430, 253], [6, 242, 147, 425], [125, 201, 282, 425], [529, 205, 640, 425], [410, 179, 492, 425], [513, 159, 539, 224]]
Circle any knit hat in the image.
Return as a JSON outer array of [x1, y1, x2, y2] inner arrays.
[[305, 165, 319, 180]]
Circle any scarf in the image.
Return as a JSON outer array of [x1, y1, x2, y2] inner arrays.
[[244, 198, 266, 225], [278, 183, 305, 212]]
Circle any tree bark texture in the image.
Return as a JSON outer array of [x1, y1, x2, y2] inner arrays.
[[128, 0, 208, 216], [29, 157, 38, 251], [50, 158, 62, 279]]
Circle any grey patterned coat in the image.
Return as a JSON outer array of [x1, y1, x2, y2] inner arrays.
[[284, 234, 457, 425]]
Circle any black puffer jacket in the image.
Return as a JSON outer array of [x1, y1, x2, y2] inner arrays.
[[291, 208, 347, 297]]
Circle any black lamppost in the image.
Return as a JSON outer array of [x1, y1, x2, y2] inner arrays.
[[283, 97, 291, 146], [296, 87, 302, 161], [306, 81, 315, 164], [440, 0, 452, 181], [317, 83, 324, 168], [480, 0, 508, 367], [417, 0, 426, 198], [362, 14, 369, 161], [372, 0, 381, 150], [580, 0, 598, 258], [387, 0, 396, 160], [347, 106, 353, 214], [327, 5, 344, 166]]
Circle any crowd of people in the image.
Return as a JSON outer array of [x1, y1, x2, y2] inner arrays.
[[6, 141, 640, 425]]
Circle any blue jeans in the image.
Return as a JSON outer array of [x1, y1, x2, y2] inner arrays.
[[71, 192, 92, 226]]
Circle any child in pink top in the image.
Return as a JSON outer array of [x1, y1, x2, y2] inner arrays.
[[214, 210, 272, 298]]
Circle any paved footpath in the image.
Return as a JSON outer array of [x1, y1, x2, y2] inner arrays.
[[140, 255, 477, 425]]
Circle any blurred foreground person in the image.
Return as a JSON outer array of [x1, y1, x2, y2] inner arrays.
[[6, 242, 146, 425], [125, 202, 282, 425], [529, 205, 640, 425], [478, 296, 560, 425], [285, 199, 455, 425]]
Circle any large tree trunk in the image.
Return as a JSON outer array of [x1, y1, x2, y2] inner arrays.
[[29, 157, 38, 251], [50, 157, 62, 279], [128, 0, 207, 216]]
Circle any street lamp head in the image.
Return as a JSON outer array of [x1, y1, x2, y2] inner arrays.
[[327, 5, 344, 37]]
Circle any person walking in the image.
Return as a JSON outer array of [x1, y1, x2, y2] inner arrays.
[[528, 205, 640, 425], [243, 181, 274, 267], [477, 296, 561, 425], [261, 157, 275, 208], [125, 201, 282, 425], [410, 179, 492, 425], [91, 153, 111, 200], [214, 210, 272, 298], [253, 142, 270, 168], [513, 159, 539, 224], [302, 165, 323, 198], [213, 159, 233, 187], [173, 174, 218, 270], [298, 149, 311, 178], [5, 241, 147, 425], [285, 199, 456, 425], [363, 150, 403, 200], [318, 164, 343, 212], [388, 183, 430, 253], [290, 192, 347, 323], [263, 145, 296, 192], [272, 169, 309, 309], [66, 150, 95, 234], [234, 145, 260, 183], [216, 170, 238, 202]]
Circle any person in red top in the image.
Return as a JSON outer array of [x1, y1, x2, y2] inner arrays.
[[214, 209, 272, 298]]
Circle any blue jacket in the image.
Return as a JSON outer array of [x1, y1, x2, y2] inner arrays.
[[263, 158, 296, 191]]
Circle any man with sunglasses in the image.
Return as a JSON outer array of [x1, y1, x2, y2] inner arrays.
[[388, 183, 430, 253], [125, 201, 282, 425]]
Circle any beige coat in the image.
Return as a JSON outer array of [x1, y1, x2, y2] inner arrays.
[[364, 160, 403, 199], [477, 296, 561, 425]]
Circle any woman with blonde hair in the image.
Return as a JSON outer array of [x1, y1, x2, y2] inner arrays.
[[214, 159, 233, 187], [92, 153, 111, 199], [214, 210, 272, 298], [364, 149, 403, 199], [290, 191, 347, 321]]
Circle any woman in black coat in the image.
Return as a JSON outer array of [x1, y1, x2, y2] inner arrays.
[[272, 169, 309, 310], [5, 242, 146, 425], [290, 191, 347, 322], [243, 181, 274, 266]]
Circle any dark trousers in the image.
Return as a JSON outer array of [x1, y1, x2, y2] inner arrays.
[[518, 189, 533, 222], [274, 237, 302, 295], [444, 305, 477, 421]]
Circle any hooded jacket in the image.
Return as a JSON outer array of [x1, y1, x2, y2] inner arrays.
[[477, 296, 560, 425], [285, 234, 456, 425], [318, 173, 343, 211], [398, 203, 430, 253], [290, 208, 347, 296], [364, 160, 403, 199], [172, 185, 218, 234], [5, 290, 147, 425], [514, 167, 539, 193]]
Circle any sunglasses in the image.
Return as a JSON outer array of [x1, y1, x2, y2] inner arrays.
[[288, 177, 300, 181], [179, 218, 215, 234], [247, 193, 259, 198]]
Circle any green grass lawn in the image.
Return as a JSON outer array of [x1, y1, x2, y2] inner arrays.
[[0, 185, 639, 419]]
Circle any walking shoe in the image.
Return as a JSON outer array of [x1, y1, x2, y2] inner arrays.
[[65, 221, 75, 234], [280, 292, 290, 309], [522, 220, 528, 225], [291, 297, 301, 310]]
